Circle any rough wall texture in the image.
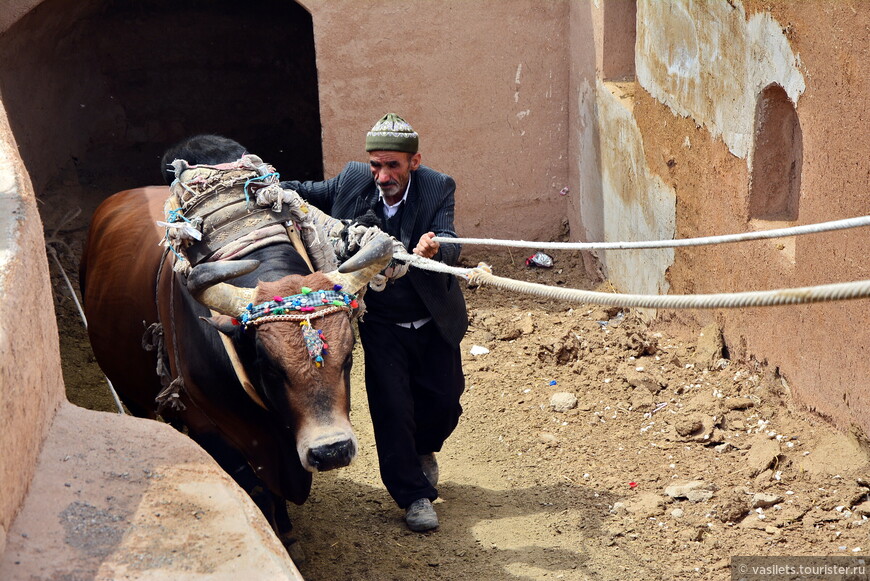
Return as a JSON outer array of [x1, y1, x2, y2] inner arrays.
[[631, 0, 870, 440], [596, 79, 675, 299], [0, 108, 65, 556], [299, 0, 571, 241]]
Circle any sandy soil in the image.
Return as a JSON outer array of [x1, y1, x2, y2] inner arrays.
[[47, 219, 870, 580]]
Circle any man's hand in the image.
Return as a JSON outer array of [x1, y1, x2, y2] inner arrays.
[[413, 232, 439, 259]]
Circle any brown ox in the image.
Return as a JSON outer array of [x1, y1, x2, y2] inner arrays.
[[79, 185, 391, 543]]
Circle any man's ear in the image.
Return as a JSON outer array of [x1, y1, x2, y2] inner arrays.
[[409, 152, 422, 171], [201, 314, 241, 336]]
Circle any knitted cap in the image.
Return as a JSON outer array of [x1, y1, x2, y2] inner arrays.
[[365, 113, 419, 153]]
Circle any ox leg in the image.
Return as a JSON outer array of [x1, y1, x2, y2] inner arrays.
[[248, 483, 303, 560]]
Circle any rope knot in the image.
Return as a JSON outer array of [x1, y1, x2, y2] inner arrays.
[[466, 262, 493, 286]]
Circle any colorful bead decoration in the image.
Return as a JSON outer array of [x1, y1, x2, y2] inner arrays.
[[238, 289, 357, 326], [235, 289, 359, 366], [300, 319, 328, 367]]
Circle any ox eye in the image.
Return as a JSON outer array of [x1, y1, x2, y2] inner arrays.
[[259, 363, 287, 390]]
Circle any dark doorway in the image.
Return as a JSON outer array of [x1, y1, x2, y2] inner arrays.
[[0, 0, 323, 411], [0, 0, 322, 210]]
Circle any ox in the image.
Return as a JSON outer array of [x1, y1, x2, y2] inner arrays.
[[79, 184, 391, 546]]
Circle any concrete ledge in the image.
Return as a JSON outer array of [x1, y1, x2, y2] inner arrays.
[[0, 401, 302, 580]]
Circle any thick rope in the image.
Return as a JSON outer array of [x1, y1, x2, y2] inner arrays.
[[393, 251, 870, 309], [467, 271, 870, 309], [393, 250, 473, 277], [432, 214, 870, 250]]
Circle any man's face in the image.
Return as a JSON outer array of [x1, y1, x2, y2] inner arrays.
[[369, 151, 421, 201]]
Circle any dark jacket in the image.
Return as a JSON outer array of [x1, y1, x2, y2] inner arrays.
[[282, 162, 468, 347]]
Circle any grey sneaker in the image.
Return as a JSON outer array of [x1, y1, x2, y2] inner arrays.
[[405, 498, 439, 532], [419, 453, 439, 487]]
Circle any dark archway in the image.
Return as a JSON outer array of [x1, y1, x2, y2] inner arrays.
[[749, 83, 802, 221], [0, 0, 322, 213]]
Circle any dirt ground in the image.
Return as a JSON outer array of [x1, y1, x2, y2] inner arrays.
[[45, 203, 870, 580]]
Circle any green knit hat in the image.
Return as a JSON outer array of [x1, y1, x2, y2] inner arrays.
[[365, 113, 419, 153]]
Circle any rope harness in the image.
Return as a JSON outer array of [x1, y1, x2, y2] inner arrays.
[[160, 155, 301, 270]]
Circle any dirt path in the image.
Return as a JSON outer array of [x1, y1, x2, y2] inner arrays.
[[50, 233, 870, 580]]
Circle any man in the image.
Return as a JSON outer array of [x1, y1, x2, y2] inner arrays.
[[282, 113, 468, 532]]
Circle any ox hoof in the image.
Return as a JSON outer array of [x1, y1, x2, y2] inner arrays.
[[405, 498, 439, 532], [282, 535, 306, 565]]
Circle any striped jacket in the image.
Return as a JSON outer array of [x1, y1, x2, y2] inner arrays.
[[282, 162, 468, 347]]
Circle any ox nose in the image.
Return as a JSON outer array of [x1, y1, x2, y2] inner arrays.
[[307, 439, 356, 471]]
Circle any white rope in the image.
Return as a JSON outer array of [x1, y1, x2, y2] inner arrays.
[[432, 214, 870, 250], [467, 271, 870, 309], [46, 244, 126, 415], [392, 251, 870, 309]]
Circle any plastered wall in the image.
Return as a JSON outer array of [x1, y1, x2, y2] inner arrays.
[[0, 110, 65, 556], [299, 0, 571, 241], [625, 0, 870, 439]]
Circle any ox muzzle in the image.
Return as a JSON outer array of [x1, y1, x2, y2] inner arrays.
[[298, 430, 358, 472]]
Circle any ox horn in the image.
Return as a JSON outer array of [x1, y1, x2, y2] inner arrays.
[[187, 259, 259, 316], [325, 231, 395, 293]]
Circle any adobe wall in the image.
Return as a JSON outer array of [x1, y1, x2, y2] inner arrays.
[[0, 109, 65, 556], [299, 0, 571, 241], [623, 0, 870, 439]]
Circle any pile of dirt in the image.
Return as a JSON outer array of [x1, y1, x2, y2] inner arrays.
[[48, 233, 870, 579]]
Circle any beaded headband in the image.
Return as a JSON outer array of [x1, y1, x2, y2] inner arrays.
[[232, 285, 359, 367]]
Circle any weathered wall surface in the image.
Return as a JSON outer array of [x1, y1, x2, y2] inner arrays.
[[593, 81, 675, 298], [630, 0, 870, 439], [570, 0, 673, 297], [299, 0, 571, 241], [0, 107, 65, 556]]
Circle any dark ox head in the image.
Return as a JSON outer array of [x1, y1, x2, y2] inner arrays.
[[187, 232, 394, 473]]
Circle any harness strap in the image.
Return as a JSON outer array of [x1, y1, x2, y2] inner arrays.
[[186, 203, 298, 264], [149, 246, 187, 413], [154, 257, 187, 413]]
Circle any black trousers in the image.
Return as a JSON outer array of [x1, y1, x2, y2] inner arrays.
[[358, 318, 465, 508]]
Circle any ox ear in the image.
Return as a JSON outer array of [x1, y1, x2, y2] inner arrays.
[[325, 231, 394, 293], [201, 314, 241, 337]]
